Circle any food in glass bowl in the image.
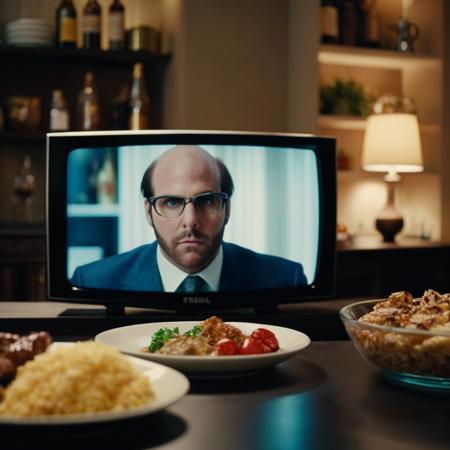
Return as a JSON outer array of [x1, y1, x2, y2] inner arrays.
[[340, 290, 450, 389], [143, 316, 280, 356]]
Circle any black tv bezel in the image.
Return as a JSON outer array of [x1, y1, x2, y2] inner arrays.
[[47, 130, 336, 310]]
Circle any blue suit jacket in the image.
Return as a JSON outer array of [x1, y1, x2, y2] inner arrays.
[[71, 242, 307, 291]]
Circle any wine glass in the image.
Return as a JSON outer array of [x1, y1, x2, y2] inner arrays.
[[13, 155, 36, 222]]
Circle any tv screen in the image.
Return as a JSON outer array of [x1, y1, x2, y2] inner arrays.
[[47, 130, 336, 310]]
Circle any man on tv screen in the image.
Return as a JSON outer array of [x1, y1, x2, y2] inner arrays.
[[71, 145, 307, 293]]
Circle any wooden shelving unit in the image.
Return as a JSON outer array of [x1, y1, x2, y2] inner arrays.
[[316, 0, 444, 239]]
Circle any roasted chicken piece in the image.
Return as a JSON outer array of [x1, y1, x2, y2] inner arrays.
[[0, 331, 52, 386], [157, 335, 212, 356], [200, 316, 247, 347]]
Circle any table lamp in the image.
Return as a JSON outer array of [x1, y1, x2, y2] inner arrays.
[[361, 113, 423, 242]]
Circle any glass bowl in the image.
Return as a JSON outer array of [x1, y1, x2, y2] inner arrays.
[[340, 299, 450, 390]]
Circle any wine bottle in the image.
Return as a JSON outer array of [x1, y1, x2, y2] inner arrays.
[[320, 0, 339, 44], [128, 63, 150, 130], [50, 89, 70, 131], [108, 0, 125, 50], [97, 149, 116, 204], [339, 0, 358, 46], [55, 0, 77, 48], [361, 0, 380, 48], [82, 0, 101, 49], [77, 72, 100, 130]]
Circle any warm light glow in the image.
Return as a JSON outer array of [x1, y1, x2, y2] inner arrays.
[[362, 113, 423, 174]]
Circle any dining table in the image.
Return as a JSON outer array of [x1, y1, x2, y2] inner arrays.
[[1, 300, 450, 450]]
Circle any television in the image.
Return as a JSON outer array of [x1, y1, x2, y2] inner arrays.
[[46, 130, 336, 312]]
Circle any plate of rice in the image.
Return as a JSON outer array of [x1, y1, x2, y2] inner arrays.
[[0, 341, 189, 425]]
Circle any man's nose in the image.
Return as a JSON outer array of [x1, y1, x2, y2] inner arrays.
[[181, 201, 199, 228]]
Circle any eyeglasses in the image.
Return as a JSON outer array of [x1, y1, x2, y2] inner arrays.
[[149, 192, 228, 218]]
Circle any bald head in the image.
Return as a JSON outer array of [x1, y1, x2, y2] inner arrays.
[[140, 145, 234, 199]]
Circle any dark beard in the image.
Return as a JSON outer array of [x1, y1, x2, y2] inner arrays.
[[153, 225, 225, 273]]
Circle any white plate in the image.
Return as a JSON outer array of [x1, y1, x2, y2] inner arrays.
[[96, 321, 311, 376], [0, 342, 189, 426]]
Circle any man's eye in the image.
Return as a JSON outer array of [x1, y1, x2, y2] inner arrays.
[[163, 198, 183, 208], [196, 195, 214, 207]]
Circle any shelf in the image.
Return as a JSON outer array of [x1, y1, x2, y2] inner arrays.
[[0, 46, 171, 66], [319, 44, 441, 69], [318, 115, 440, 132], [0, 131, 46, 143], [337, 170, 438, 181], [67, 204, 120, 217]]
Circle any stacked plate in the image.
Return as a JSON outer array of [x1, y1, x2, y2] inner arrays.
[[5, 18, 54, 47]]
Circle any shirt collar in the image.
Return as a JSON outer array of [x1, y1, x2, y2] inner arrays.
[[156, 245, 223, 292]]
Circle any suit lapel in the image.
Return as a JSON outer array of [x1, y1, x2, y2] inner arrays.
[[122, 242, 163, 291], [220, 242, 251, 291]]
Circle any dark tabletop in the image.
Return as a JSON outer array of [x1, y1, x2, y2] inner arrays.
[[3, 340, 450, 450]]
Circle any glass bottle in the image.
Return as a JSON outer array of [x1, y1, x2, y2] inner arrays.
[[112, 84, 130, 129], [128, 62, 150, 130], [55, 0, 77, 48], [13, 155, 36, 222], [50, 89, 70, 131], [320, 0, 339, 44], [77, 71, 100, 130], [360, 0, 380, 48], [96, 149, 116, 204], [82, 0, 101, 49], [108, 0, 125, 50], [339, 0, 358, 46]]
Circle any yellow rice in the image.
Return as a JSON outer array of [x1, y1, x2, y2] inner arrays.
[[0, 341, 153, 416]]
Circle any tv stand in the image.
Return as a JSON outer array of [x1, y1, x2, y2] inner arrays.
[[59, 305, 126, 317]]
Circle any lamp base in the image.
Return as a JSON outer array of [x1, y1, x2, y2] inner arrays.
[[375, 217, 404, 243], [375, 179, 404, 243]]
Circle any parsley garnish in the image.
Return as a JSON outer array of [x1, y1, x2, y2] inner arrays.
[[184, 325, 202, 337], [148, 326, 180, 352], [148, 324, 203, 352]]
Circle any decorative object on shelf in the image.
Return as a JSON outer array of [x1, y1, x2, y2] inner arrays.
[[5, 18, 53, 47], [82, 0, 102, 49], [128, 62, 150, 130], [320, 78, 375, 117], [108, 0, 125, 50], [362, 110, 423, 242], [4, 96, 41, 131], [395, 18, 419, 53], [127, 26, 161, 53], [337, 148, 351, 171], [337, 223, 353, 243], [13, 154, 36, 222], [320, 0, 339, 44], [372, 94, 417, 114], [77, 71, 100, 130], [55, 0, 77, 49], [50, 89, 70, 131]]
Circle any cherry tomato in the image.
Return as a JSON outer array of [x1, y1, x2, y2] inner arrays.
[[239, 336, 272, 355], [250, 328, 279, 351], [213, 338, 239, 355]]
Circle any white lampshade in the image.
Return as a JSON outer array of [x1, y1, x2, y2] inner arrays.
[[362, 113, 423, 173]]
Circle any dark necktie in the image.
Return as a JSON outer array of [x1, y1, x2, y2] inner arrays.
[[177, 275, 205, 293]]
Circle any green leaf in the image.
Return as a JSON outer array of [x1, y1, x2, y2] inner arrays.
[[148, 326, 180, 352], [184, 325, 202, 337]]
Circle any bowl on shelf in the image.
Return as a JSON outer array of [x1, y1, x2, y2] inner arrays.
[[340, 293, 450, 390]]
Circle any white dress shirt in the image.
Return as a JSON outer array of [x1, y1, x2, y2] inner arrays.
[[156, 245, 223, 292]]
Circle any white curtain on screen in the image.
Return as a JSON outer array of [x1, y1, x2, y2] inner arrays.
[[117, 145, 319, 282]]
